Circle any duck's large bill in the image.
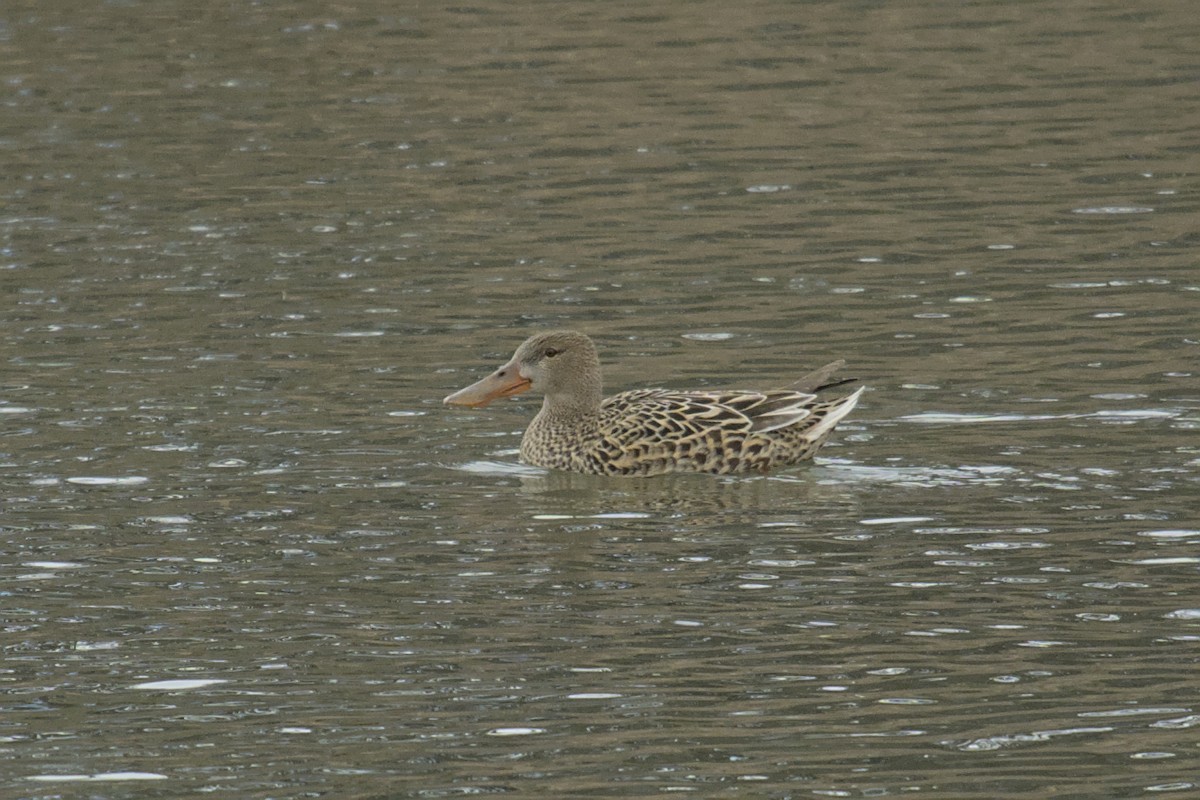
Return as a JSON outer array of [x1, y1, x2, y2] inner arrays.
[[443, 362, 532, 408]]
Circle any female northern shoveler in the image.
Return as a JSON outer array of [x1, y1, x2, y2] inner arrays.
[[443, 330, 863, 476]]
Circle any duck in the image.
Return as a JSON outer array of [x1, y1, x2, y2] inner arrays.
[[443, 330, 863, 476]]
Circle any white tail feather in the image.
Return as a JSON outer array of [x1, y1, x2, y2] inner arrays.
[[806, 385, 864, 441]]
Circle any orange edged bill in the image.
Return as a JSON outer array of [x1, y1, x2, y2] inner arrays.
[[443, 361, 532, 408]]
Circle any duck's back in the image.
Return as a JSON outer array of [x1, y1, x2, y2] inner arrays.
[[521, 384, 862, 476]]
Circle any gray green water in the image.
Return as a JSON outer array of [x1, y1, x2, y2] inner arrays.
[[2, 1, 1198, 797]]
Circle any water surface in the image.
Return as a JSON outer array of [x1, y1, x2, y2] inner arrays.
[[2, 1, 1198, 797]]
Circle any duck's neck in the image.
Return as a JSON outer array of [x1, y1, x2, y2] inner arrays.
[[538, 384, 603, 424]]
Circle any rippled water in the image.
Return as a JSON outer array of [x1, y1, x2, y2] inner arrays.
[[2, 0, 1198, 797]]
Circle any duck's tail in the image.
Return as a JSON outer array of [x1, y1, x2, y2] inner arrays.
[[806, 385, 865, 442]]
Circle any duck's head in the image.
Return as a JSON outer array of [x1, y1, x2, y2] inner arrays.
[[443, 330, 601, 409]]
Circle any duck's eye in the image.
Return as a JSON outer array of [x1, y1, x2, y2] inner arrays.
[[544, 348, 561, 359]]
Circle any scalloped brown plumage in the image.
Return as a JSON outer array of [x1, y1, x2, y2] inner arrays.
[[443, 330, 864, 476]]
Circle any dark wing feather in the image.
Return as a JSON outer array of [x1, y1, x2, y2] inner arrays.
[[787, 360, 847, 393]]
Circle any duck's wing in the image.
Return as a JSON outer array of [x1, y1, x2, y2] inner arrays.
[[588, 389, 755, 473], [599, 387, 828, 440], [592, 384, 861, 474], [600, 389, 751, 440]]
